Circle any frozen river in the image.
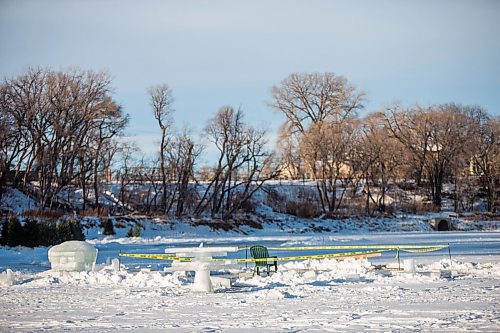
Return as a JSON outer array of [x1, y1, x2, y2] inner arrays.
[[97, 231, 500, 269], [2, 231, 499, 274]]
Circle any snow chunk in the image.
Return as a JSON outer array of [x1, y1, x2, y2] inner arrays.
[[48, 241, 98, 272], [0, 269, 16, 287]]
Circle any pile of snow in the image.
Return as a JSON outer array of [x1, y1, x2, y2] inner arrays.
[[424, 259, 500, 278], [0, 259, 191, 291], [31, 269, 191, 292], [0, 269, 35, 287], [241, 258, 374, 289], [3, 257, 499, 291]]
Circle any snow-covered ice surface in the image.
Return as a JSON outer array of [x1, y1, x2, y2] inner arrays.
[[1, 229, 500, 332], [1, 187, 499, 331]]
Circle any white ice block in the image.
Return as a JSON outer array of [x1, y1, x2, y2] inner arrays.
[[403, 259, 416, 274], [48, 241, 98, 272]]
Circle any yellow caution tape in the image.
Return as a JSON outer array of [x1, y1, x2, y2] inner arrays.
[[119, 249, 387, 262], [265, 245, 448, 251], [215, 249, 387, 263], [119, 244, 448, 262], [399, 247, 448, 253], [118, 253, 192, 261]]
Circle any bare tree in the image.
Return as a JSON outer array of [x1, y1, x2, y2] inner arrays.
[[385, 103, 479, 207], [0, 68, 127, 209], [299, 119, 357, 214], [131, 156, 161, 214], [271, 72, 365, 133], [354, 113, 404, 214], [276, 123, 302, 180], [165, 130, 203, 216], [148, 84, 174, 213], [472, 116, 500, 212], [271, 72, 365, 215], [383, 103, 433, 187], [0, 68, 47, 199], [195, 106, 278, 220], [423, 104, 477, 207], [90, 104, 128, 209], [115, 143, 139, 215]]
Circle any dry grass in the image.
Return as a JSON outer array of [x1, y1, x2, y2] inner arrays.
[[22, 209, 65, 219], [191, 217, 263, 232], [79, 208, 110, 217], [401, 202, 441, 214]]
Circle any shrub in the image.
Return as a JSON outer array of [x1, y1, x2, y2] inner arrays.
[[37, 221, 59, 247], [401, 201, 441, 214], [22, 219, 40, 248], [23, 209, 65, 219], [384, 203, 396, 216], [6, 217, 23, 247], [57, 220, 73, 243], [337, 196, 365, 217], [68, 219, 85, 241], [80, 208, 110, 217], [114, 221, 127, 229], [127, 223, 142, 237], [102, 218, 116, 235], [266, 189, 287, 212], [1, 217, 85, 248], [285, 200, 319, 219], [238, 198, 257, 213], [397, 182, 417, 191], [0, 218, 9, 246]]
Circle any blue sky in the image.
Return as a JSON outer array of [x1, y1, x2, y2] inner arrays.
[[1, 0, 499, 162]]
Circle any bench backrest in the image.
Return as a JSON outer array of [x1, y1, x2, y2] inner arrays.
[[250, 245, 270, 267]]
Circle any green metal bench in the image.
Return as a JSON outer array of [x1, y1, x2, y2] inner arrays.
[[250, 245, 278, 276]]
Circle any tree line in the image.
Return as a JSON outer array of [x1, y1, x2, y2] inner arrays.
[[0, 68, 278, 219], [1, 68, 498, 219], [142, 85, 279, 219], [0, 68, 127, 210], [272, 73, 499, 215]]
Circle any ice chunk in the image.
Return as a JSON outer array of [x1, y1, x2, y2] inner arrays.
[[48, 241, 98, 272], [210, 276, 231, 289], [111, 258, 120, 271], [403, 259, 416, 274], [0, 269, 15, 287]]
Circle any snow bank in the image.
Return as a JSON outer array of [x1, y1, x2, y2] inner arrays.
[[423, 259, 500, 278], [240, 258, 372, 289], [238, 257, 500, 291], [2, 256, 498, 290], [31, 269, 190, 291]]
